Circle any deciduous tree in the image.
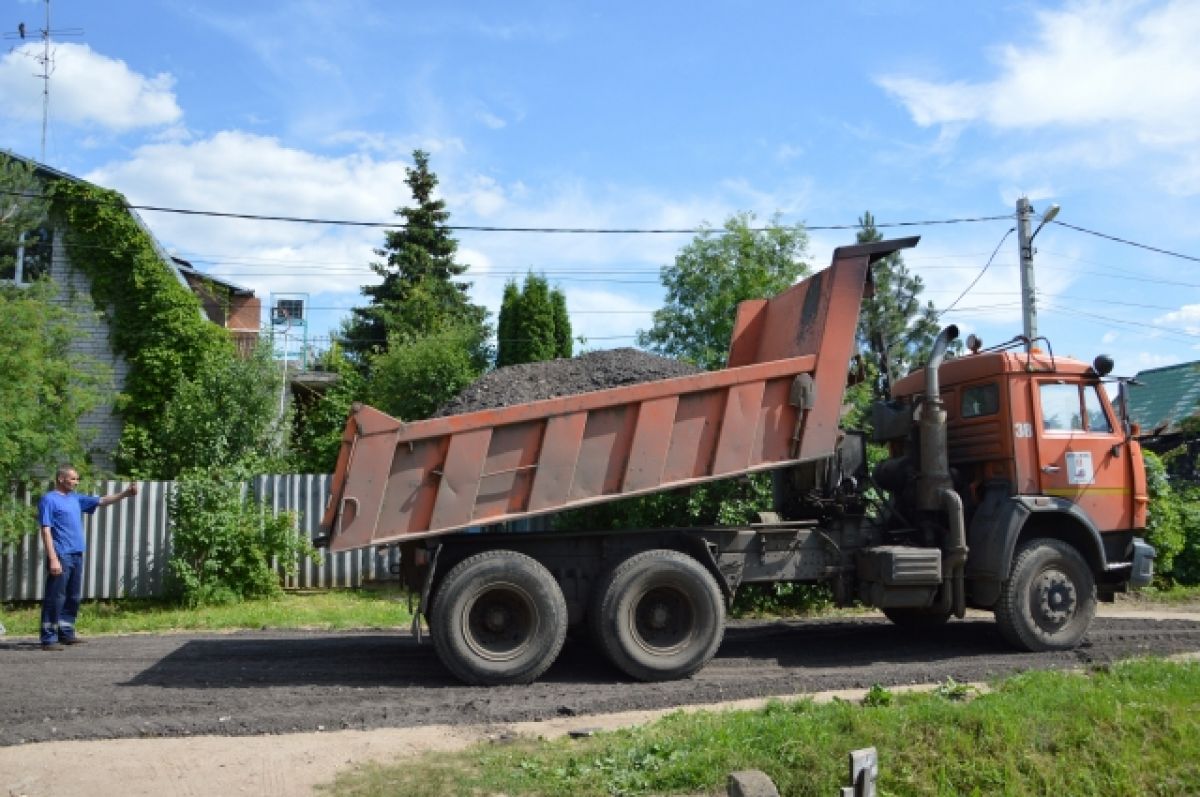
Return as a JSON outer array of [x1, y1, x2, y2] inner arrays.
[[637, 212, 809, 370]]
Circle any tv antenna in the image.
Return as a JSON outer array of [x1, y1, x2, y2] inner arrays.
[[4, 0, 83, 163]]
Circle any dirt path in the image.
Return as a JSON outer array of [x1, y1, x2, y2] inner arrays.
[[3, 604, 1199, 797]]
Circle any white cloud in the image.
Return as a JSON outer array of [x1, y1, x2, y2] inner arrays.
[[79, 128, 830, 351], [0, 43, 181, 131], [86, 131, 408, 302], [877, 0, 1200, 178], [1155, 304, 1200, 335], [476, 110, 507, 130]]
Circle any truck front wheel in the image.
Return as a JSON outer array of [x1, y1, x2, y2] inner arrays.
[[430, 550, 567, 686], [995, 538, 1096, 652], [591, 549, 725, 682]]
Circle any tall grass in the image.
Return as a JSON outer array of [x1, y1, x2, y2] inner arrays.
[[320, 659, 1200, 797]]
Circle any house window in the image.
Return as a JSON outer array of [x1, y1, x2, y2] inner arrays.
[[273, 298, 304, 323], [1, 227, 51, 284]]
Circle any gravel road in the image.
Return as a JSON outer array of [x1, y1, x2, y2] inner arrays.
[[4, 611, 1200, 747]]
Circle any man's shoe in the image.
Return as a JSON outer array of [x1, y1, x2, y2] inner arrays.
[[41, 643, 64, 651], [60, 637, 87, 645]]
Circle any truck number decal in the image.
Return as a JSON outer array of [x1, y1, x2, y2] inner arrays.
[[1013, 423, 1033, 439]]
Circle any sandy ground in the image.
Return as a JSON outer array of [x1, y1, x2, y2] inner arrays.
[[3, 603, 1198, 797]]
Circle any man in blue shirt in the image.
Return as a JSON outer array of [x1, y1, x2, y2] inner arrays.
[[38, 465, 137, 650]]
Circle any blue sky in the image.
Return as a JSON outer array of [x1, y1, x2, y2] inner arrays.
[[3, 0, 1200, 376]]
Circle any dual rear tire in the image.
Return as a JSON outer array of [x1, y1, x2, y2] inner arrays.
[[430, 550, 567, 686], [589, 549, 725, 682], [429, 547, 726, 685]]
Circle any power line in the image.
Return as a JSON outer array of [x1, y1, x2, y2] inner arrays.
[[1051, 220, 1200, 264], [937, 227, 1014, 319], [127, 206, 1017, 234], [0, 189, 1009, 234], [1039, 302, 1200, 343]]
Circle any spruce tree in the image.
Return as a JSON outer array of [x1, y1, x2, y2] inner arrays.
[[855, 211, 940, 399], [341, 150, 488, 364]]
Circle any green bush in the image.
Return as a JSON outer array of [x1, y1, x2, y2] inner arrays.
[[368, 325, 486, 420], [167, 467, 319, 607], [1145, 450, 1189, 580]]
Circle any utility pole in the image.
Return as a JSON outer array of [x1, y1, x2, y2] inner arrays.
[[1016, 197, 1036, 349], [4, 0, 84, 163], [1015, 197, 1060, 352]]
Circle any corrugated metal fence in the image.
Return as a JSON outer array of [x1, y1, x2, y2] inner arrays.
[[0, 475, 401, 602]]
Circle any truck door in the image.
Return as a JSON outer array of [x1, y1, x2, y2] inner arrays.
[[1032, 379, 1134, 531]]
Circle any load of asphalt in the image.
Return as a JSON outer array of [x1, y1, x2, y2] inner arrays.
[[436, 348, 703, 416]]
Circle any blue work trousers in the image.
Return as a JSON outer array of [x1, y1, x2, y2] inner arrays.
[[41, 551, 84, 644]]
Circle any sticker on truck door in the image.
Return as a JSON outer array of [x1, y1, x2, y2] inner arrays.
[[1066, 451, 1094, 485]]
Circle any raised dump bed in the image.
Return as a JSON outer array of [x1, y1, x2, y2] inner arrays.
[[320, 238, 917, 552]]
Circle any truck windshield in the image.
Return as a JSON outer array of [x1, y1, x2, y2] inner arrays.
[[1039, 383, 1112, 433]]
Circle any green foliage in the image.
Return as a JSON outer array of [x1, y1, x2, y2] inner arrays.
[[730, 580, 834, 618], [934, 676, 977, 701], [497, 280, 521, 367], [166, 467, 318, 607], [0, 280, 109, 547], [1154, 445, 1200, 584], [341, 150, 489, 364], [48, 180, 234, 477], [142, 339, 287, 478], [862, 683, 894, 707], [1144, 451, 1187, 578], [0, 153, 50, 282], [551, 287, 573, 359], [289, 343, 368, 474], [496, 272, 571, 366], [368, 325, 486, 420], [855, 211, 941, 399], [556, 474, 774, 535], [637, 211, 809, 371]]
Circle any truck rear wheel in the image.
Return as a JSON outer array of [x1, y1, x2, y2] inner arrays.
[[995, 538, 1096, 652], [591, 549, 725, 682], [430, 550, 567, 686]]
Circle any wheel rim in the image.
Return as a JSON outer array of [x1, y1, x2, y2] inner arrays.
[[628, 583, 695, 655], [1031, 566, 1078, 631], [461, 582, 538, 662]]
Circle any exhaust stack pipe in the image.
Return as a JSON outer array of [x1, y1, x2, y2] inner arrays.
[[916, 325, 958, 512]]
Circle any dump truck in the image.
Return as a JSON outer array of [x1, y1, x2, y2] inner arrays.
[[319, 237, 1155, 686]]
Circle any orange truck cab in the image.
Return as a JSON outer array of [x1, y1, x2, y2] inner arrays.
[[884, 338, 1155, 649]]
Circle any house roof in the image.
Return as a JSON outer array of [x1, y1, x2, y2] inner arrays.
[[172, 256, 255, 296], [3, 150, 191, 292], [1127, 360, 1200, 434]]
